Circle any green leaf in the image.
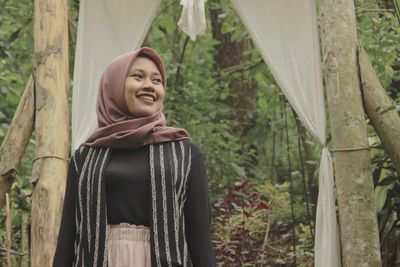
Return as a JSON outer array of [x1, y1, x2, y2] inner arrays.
[[230, 162, 246, 178], [375, 184, 394, 213]]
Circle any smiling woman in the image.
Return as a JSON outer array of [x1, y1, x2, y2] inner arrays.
[[124, 56, 165, 117], [53, 47, 216, 267]]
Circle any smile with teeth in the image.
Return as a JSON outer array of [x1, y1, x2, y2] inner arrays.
[[137, 95, 155, 102]]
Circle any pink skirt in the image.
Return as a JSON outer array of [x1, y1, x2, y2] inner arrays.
[[107, 223, 151, 267]]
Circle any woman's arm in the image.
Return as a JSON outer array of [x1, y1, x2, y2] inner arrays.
[[184, 145, 216, 267], [52, 153, 79, 267]]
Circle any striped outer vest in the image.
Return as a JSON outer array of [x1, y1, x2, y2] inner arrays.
[[71, 140, 193, 267]]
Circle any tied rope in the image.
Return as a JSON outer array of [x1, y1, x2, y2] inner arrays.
[[33, 155, 69, 163], [329, 146, 370, 153]]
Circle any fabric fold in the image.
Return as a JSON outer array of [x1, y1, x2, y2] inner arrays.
[[178, 0, 207, 40], [315, 148, 341, 267]]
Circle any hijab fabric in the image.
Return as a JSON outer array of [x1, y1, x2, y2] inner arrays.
[[82, 47, 190, 149]]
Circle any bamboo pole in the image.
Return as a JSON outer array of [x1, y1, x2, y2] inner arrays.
[[0, 77, 34, 208], [20, 213, 30, 267], [359, 46, 400, 175], [31, 0, 69, 265], [320, 0, 382, 266]]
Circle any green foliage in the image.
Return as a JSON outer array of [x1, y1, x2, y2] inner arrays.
[[0, 0, 35, 264], [356, 0, 400, 91], [0, 0, 33, 141], [369, 136, 400, 266], [212, 180, 313, 266]]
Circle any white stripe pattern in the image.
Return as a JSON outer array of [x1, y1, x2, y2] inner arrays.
[[160, 145, 173, 267], [171, 142, 182, 265], [91, 149, 103, 206], [150, 145, 162, 267], [93, 148, 109, 267], [182, 145, 191, 267], [102, 204, 109, 267], [182, 145, 192, 208], [73, 207, 79, 265], [177, 141, 186, 211], [72, 152, 80, 263], [75, 147, 93, 266], [72, 156, 79, 173], [86, 149, 96, 252], [179, 144, 192, 214], [88, 149, 103, 252]]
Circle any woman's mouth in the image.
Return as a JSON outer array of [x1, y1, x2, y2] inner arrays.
[[137, 94, 155, 103]]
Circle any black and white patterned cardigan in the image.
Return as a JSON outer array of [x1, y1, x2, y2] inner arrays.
[[70, 140, 194, 267]]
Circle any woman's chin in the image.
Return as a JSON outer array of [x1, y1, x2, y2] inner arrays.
[[129, 109, 158, 118]]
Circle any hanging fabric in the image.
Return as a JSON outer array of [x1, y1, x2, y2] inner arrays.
[[315, 148, 341, 267], [178, 0, 207, 40], [71, 0, 161, 150], [230, 0, 341, 266]]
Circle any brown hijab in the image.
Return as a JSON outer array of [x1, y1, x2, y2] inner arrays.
[[82, 47, 190, 149]]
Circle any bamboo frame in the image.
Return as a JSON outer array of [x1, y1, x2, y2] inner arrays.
[[320, 0, 382, 266], [359, 46, 400, 175], [30, 0, 69, 265]]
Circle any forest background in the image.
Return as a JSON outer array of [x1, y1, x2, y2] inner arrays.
[[0, 0, 399, 266]]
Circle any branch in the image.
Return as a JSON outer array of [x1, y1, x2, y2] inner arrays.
[[0, 76, 34, 208]]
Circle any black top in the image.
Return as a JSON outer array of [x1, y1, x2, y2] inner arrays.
[[105, 145, 151, 226], [54, 141, 216, 266]]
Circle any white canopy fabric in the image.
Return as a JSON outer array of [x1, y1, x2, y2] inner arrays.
[[231, 0, 325, 143], [178, 0, 207, 40], [71, 0, 160, 149], [230, 1, 340, 266], [71, 0, 341, 266]]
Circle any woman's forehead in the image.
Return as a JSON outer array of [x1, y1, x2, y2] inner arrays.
[[129, 57, 161, 75]]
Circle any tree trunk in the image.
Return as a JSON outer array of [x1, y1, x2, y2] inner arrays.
[[0, 77, 34, 208], [31, 0, 69, 265], [209, 1, 257, 138], [359, 46, 400, 175], [320, 0, 382, 266]]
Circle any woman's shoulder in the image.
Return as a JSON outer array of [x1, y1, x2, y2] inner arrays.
[[176, 139, 202, 158], [71, 146, 88, 161], [70, 145, 107, 163]]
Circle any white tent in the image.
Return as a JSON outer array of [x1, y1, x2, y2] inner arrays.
[[71, 1, 341, 266]]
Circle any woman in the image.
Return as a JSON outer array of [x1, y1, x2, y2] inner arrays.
[[53, 47, 216, 267]]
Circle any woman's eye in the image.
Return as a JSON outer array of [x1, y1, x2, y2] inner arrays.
[[132, 74, 143, 79], [153, 78, 162, 83]]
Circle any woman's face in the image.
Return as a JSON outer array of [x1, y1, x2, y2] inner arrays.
[[124, 56, 165, 117]]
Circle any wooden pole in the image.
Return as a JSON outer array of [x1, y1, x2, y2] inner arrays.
[[0, 77, 34, 208], [31, 0, 69, 265], [20, 213, 30, 267], [359, 46, 400, 175], [320, 0, 382, 266]]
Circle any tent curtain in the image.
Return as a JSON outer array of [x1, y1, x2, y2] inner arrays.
[[71, 0, 341, 266], [230, 0, 341, 266], [71, 0, 161, 150]]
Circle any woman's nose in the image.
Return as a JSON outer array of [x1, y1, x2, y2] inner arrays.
[[142, 78, 154, 90]]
